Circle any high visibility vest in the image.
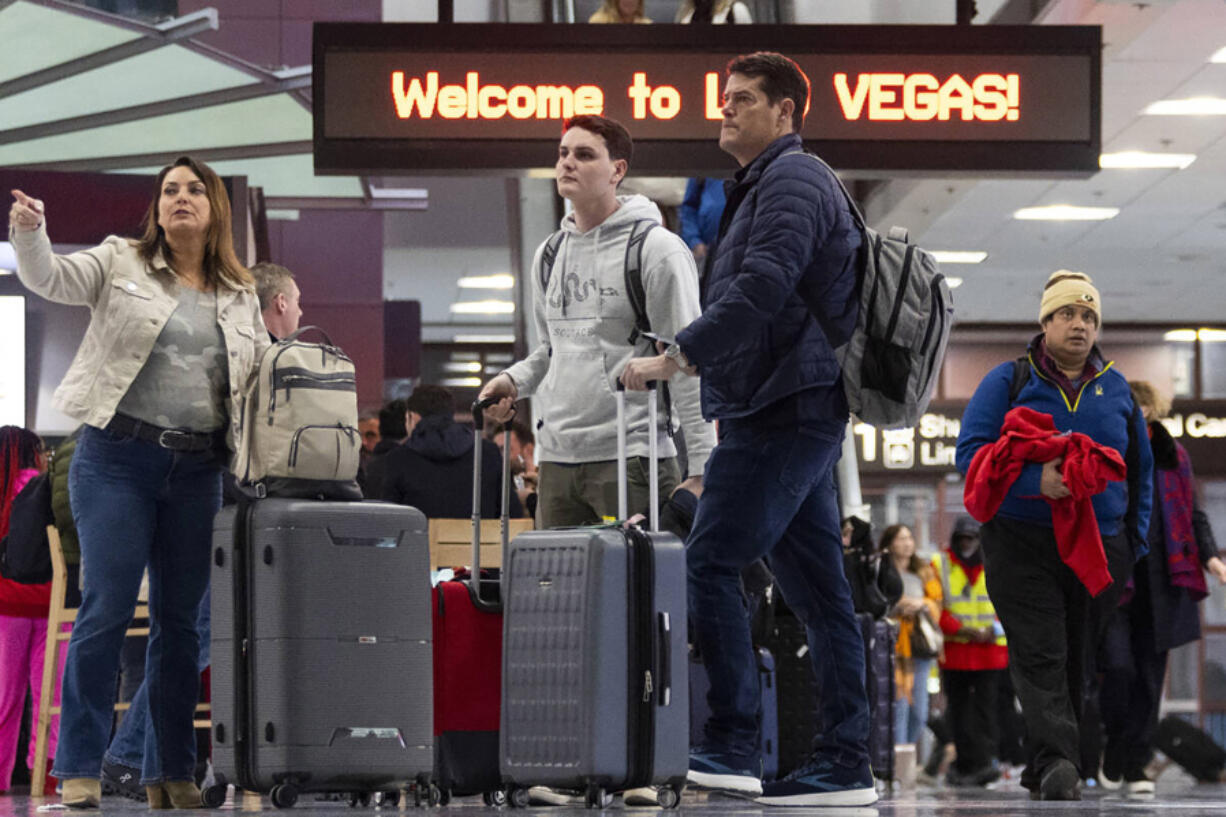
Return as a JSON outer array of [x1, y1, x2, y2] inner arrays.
[[936, 552, 1006, 647]]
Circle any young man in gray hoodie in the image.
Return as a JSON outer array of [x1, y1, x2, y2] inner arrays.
[[479, 115, 712, 529]]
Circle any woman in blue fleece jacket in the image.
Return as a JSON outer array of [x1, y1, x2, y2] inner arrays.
[[955, 270, 1152, 802]]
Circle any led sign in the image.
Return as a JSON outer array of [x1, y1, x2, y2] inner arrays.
[[314, 23, 1101, 175]]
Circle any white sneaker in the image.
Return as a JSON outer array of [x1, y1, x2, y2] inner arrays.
[[527, 787, 584, 806], [1098, 773, 1121, 791], [1126, 776, 1155, 795], [623, 787, 659, 806]]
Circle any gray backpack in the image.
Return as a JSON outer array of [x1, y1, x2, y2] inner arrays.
[[793, 152, 954, 430], [235, 326, 362, 500]]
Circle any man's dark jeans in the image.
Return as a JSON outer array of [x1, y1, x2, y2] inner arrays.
[[981, 516, 1132, 790], [687, 419, 870, 769]]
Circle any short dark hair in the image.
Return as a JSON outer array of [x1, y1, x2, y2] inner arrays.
[[249, 262, 295, 311], [510, 420, 535, 448], [562, 115, 633, 167], [726, 51, 811, 133], [379, 399, 408, 440], [406, 385, 455, 419]]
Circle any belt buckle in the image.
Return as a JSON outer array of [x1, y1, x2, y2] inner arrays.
[[157, 429, 194, 451]]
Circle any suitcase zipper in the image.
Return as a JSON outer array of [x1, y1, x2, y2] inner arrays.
[[626, 528, 656, 789]]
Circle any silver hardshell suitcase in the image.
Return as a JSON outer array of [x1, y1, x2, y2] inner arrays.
[[208, 499, 434, 808], [500, 384, 689, 809]]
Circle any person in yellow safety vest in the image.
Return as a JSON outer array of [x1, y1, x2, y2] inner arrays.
[[933, 516, 1009, 788]]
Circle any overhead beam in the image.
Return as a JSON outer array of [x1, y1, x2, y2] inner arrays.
[[0, 67, 311, 146], [3, 141, 313, 172], [266, 196, 429, 211], [0, 8, 217, 100]]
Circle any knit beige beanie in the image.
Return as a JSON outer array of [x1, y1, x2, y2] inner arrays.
[[1039, 270, 1100, 324]]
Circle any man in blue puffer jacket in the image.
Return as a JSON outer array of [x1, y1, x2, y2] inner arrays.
[[622, 51, 873, 807], [955, 270, 1152, 801]]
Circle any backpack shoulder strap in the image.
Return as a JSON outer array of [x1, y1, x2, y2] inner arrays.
[[539, 230, 566, 293], [623, 219, 658, 348], [623, 219, 677, 437], [1007, 356, 1031, 405]]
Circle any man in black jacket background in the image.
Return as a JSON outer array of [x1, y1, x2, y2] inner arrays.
[[379, 385, 522, 520]]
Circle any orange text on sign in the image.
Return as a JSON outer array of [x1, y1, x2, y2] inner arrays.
[[392, 71, 605, 120], [833, 73, 1020, 122]]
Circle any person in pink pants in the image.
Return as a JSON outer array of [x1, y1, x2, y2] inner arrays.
[[0, 426, 62, 793]]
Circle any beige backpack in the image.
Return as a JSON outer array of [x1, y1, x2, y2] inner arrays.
[[235, 326, 362, 500]]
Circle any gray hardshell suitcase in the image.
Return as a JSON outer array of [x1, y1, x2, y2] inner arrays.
[[208, 499, 434, 808], [500, 384, 689, 809]]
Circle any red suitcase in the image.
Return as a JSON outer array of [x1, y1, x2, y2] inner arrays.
[[431, 402, 512, 804]]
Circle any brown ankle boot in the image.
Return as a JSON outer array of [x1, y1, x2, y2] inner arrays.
[[62, 778, 101, 809]]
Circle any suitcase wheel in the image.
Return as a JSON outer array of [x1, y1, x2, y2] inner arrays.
[[584, 785, 612, 809], [656, 784, 683, 809], [507, 786, 530, 809], [373, 790, 401, 808], [348, 791, 372, 808], [270, 783, 299, 809], [482, 789, 507, 807], [201, 783, 227, 809]]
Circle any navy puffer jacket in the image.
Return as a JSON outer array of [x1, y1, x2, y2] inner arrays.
[[676, 134, 860, 420]]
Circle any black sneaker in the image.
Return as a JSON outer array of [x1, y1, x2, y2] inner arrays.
[[100, 760, 146, 802], [1039, 759, 1080, 801], [756, 757, 877, 807], [1124, 770, 1155, 795]]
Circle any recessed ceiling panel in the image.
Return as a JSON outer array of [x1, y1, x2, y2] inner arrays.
[[0, 95, 310, 165], [0, 44, 253, 130], [0, 2, 140, 85]]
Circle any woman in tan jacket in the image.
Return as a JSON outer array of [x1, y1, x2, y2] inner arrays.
[[9, 157, 267, 809]]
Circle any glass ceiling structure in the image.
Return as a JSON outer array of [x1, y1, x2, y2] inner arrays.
[[0, 0, 367, 205]]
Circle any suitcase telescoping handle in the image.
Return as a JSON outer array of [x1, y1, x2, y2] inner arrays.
[[469, 398, 512, 612], [614, 381, 660, 533]]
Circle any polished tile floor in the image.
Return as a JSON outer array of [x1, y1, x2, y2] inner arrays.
[[2, 768, 1224, 817]]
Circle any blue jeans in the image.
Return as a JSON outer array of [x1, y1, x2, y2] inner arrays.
[[895, 656, 934, 755], [687, 419, 870, 768], [105, 596, 211, 771], [53, 425, 220, 784]]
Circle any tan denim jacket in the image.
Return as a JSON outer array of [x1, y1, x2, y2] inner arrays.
[[11, 224, 270, 457]]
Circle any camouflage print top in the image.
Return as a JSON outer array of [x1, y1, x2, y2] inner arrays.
[[115, 285, 230, 431]]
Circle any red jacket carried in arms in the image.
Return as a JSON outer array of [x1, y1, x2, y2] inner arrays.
[[965, 406, 1126, 597]]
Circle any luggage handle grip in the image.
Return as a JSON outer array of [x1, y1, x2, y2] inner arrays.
[[657, 611, 671, 707], [615, 381, 659, 531], [281, 324, 335, 347], [467, 399, 513, 612]]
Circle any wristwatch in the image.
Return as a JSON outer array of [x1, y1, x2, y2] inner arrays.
[[664, 342, 691, 370]]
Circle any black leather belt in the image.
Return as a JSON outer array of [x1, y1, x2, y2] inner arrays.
[[105, 414, 222, 453]]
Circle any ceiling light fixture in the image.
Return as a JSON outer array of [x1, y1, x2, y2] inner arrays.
[[1013, 205, 1119, 221], [1209, 46, 1226, 63], [1143, 97, 1226, 116], [1099, 151, 1196, 170], [449, 300, 515, 315], [945, 277, 964, 289], [1162, 329, 1226, 342], [457, 274, 515, 289], [440, 377, 483, 388], [930, 251, 987, 264], [453, 334, 515, 343], [442, 361, 483, 373]]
